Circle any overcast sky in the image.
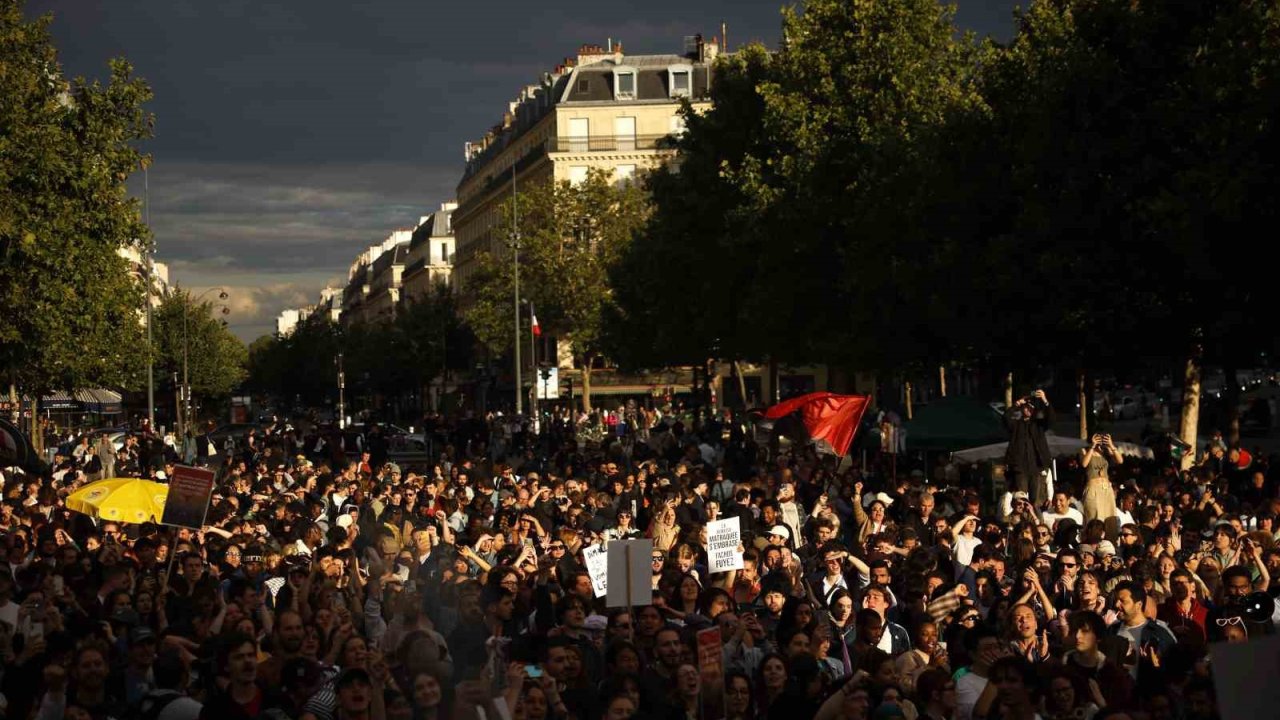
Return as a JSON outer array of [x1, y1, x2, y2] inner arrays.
[[28, 0, 1018, 341]]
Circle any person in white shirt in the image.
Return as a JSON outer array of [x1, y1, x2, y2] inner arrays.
[[1041, 491, 1084, 532]]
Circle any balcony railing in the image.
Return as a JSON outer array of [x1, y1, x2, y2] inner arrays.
[[548, 133, 678, 153]]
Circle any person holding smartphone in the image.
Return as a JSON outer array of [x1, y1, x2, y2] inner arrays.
[[1082, 433, 1122, 529]]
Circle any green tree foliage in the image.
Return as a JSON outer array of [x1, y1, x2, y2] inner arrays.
[[464, 170, 649, 410], [610, 45, 776, 370], [245, 313, 343, 408], [152, 289, 247, 397], [247, 286, 467, 417], [615, 0, 1280, 410], [0, 2, 153, 418]]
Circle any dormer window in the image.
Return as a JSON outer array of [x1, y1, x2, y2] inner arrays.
[[613, 68, 636, 100], [668, 65, 692, 98]]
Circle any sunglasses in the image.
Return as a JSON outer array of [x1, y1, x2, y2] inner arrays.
[[651, 556, 665, 562], [1216, 616, 1245, 628]]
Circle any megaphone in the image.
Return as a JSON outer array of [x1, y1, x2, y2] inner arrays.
[[0, 418, 47, 475], [1240, 591, 1275, 624]]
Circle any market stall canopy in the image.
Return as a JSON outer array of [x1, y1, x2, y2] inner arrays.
[[952, 434, 1155, 462], [904, 397, 1008, 451], [21, 388, 124, 414], [66, 478, 169, 524]]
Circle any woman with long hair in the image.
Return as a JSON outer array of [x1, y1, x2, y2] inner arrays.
[[756, 652, 789, 712], [725, 670, 756, 720], [1081, 434, 1122, 527], [409, 671, 444, 720], [826, 588, 858, 649]]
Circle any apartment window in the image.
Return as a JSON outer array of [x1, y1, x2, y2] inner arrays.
[[576, 79, 590, 94], [614, 69, 636, 100], [440, 242, 448, 264], [568, 166, 589, 186], [615, 164, 636, 186], [614, 116, 636, 151], [568, 117, 589, 152], [669, 66, 692, 97]]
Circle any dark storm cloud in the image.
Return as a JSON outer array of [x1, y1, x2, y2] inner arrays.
[[27, 0, 1016, 340]]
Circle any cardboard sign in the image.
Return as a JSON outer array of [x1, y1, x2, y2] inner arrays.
[[161, 465, 216, 529], [706, 517, 743, 573], [697, 627, 726, 720], [583, 543, 609, 598], [606, 539, 653, 608], [1210, 633, 1280, 720]]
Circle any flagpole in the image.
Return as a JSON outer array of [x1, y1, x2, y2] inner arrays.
[[529, 302, 538, 430]]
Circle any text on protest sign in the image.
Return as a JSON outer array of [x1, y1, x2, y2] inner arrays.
[[706, 517, 743, 573]]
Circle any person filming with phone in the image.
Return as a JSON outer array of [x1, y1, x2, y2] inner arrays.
[[1005, 389, 1055, 509]]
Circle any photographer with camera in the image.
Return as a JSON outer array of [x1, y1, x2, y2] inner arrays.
[[1082, 433, 1122, 529], [1004, 389, 1054, 509]]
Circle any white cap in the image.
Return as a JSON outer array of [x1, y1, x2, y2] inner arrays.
[[336, 514, 354, 529], [865, 492, 895, 508], [768, 525, 791, 540]]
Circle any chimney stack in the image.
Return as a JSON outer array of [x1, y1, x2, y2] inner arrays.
[[702, 36, 719, 63]]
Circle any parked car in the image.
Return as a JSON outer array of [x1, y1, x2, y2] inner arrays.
[[207, 423, 267, 449]]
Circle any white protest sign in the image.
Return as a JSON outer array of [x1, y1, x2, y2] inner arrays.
[[606, 539, 653, 608], [583, 543, 609, 598], [706, 517, 743, 573]]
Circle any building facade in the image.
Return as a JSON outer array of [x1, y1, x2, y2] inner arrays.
[[451, 37, 720, 291], [401, 202, 457, 302], [341, 230, 412, 327]]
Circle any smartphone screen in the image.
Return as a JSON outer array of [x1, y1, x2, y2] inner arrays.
[[524, 665, 543, 678]]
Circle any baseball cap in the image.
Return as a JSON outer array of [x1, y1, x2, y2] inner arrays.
[[128, 625, 157, 645], [1012, 491, 1030, 501], [768, 525, 791, 540], [584, 614, 608, 632]]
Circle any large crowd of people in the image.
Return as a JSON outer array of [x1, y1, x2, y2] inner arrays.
[[2, 394, 1277, 720]]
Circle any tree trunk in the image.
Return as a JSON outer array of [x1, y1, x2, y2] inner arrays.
[[1223, 365, 1240, 446], [1077, 368, 1088, 440], [905, 381, 914, 420], [710, 362, 723, 414], [732, 360, 749, 411], [1004, 371, 1014, 408], [29, 399, 43, 455], [580, 355, 593, 413], [1180, 347, 1203, 470], [938, 365, 947, 398]]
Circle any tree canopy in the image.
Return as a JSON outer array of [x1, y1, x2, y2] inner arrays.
[[1, 1, 153, 404], [611, 0, 1280, 396]]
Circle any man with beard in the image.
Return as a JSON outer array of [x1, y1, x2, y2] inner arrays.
[[257, 610, 306, 687], [639, 627, 684, 718], [1158, 568, 1208, 644]]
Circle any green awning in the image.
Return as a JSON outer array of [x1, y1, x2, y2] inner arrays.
[[904, 397, 1007, 451]]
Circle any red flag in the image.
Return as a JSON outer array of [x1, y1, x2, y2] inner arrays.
[[762, 392, 871, 457], [530, 304, 541, 337]]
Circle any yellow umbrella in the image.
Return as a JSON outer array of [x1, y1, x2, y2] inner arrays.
[[66, 478, 169, 524]]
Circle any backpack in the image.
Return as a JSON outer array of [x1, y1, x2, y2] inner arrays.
[[135, 691, 180, 720]]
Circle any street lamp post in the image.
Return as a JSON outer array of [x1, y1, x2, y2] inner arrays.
[[336, 352, 346, 429], [182, 288, 229, 438], [511, 165, 522, 415]]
